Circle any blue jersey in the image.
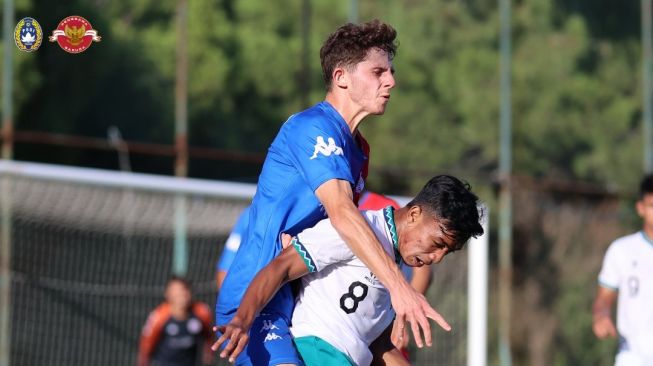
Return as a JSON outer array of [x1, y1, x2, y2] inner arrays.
[[217, 101, 368, 322], [216, 206, 250, 273]]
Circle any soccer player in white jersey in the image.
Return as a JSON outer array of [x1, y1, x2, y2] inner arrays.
[[213, 175, 484, 365], [593, 175, 653, 366]]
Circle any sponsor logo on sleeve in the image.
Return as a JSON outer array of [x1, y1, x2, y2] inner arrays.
[[264, 332, 283, 342], [310, 136, 343, 160], [260, 320, 279, 332]]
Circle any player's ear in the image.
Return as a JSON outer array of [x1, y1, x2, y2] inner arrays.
[[332, 67, 348, 89], [636, 199, 645, 217], [409, 205, 422, 223]]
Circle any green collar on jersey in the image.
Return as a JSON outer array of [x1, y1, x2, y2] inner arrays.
[[640, 230, 653, 247], [383, 206, 402, 265]]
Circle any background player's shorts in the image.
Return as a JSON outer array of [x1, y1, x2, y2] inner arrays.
[[222, 312, 303, 366], [293, 336, 355, 366]]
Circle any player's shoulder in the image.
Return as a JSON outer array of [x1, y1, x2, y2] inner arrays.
[[142, 303, 172, 334], [191, 302, 213, 324], [150, 302, 171, 318], [360, 209, 395, 253], [283, 102, 343, 136], [605, 232, 648, 261], [610, 232, 646, 249]]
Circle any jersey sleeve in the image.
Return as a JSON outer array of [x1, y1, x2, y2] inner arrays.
[[292, 218, 355, 273], [598, 242, 621, 290], [138, 304, 170, 366], [216, 207, 250, 272], [285, 119, 355, 192]]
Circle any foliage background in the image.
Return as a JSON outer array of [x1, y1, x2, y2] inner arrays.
[[1, 0, 647, 364]]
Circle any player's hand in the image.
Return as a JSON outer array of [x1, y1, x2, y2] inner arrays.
[[390, 281, 450, 348], [592, 316, 617, 339], [280, 233, 293, 249], [211, 318, 251, 363], [390, 318, 410, 350]]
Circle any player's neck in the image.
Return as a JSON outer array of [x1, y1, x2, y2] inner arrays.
[[324, 94, 368, 134], [169, 305, 190, 320], [642, 224, 653, 240], [392, 207, 409, 239]]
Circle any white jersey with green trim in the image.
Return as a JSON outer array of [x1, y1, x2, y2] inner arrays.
[[598, 231, 653, 364], [290, 207, 401, 366]]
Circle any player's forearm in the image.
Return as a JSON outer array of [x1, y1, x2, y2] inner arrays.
[[232, 263, 289, 326], [410, 266, 432, 295], [592, 286, 617, 322], [329, 203, 409, 293], [231, 248, 306, 327], [373, 348, 410, 366], [592, 297, 613, 322]]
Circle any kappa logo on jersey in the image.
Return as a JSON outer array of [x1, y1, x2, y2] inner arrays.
[[310, 136, 343, 160], [260, 320, 279, 332], [264, 332, 283, 342], [364, 271, 379, 286]]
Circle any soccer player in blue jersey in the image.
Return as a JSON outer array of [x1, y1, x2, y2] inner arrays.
[[216, 20, 449, 366]]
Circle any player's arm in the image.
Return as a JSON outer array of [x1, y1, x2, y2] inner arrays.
[[592, 285, 618, 339], [316, 179, 450, 348], [192, 303, 216, 365], [370, 323, 410, 366], [211, 242, 308, 363], [137, 307, 167, 366], [410, 266, 432, 295], [392, 265, 433, 350], [216, 270, 227, 291]]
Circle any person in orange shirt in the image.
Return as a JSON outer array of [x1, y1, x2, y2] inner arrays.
[[138, 276, 213, 366]]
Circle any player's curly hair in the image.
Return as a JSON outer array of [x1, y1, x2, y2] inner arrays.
[[320, 19, 398, 90], [407, 175, 485, 251]]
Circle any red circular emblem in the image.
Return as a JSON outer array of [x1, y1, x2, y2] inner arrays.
[[49, 16, 101, 54]]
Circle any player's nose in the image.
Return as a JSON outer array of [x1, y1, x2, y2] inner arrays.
[[430, 251, 445, 264], [385, 72, 396, 89]]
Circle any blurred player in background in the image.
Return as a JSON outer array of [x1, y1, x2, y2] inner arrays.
[[138, 277, 213, 366], [216, 206, 250, 290], [214, 175, 484, 365], [592, 174, 653, 366], [216, 19, 449, 366]]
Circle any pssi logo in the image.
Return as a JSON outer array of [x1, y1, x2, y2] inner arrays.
[[14, 17, 43, 52]]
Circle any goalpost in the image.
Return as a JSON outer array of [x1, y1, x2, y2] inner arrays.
[[0, 160, 487, 366]]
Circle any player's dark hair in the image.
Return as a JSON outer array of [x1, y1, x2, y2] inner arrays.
[[320, 19, 398, 90], [407, 175, 484, 250], [166, 275, 191, 291], [639, 174, 653, 199]]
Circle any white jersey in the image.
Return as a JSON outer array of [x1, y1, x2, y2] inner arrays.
[[290, 207, 401, 366], [598, 231, 653, 365]]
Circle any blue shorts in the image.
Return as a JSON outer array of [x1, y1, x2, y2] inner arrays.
[[217, 312, 304, 366]]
